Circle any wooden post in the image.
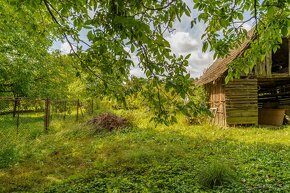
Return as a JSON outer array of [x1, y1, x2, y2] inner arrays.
[[80, 101, 84, 118], [265, 52, 272, 78], [288, 38, 290, 75], [44, 98, 50, 132], [91, 99, 94, 114], [63, 101, 67, 120], [13, 98, 18, 118], [16, 98, 20, 134], [76, 99, 79, 121], [50, 100, 53, 121]]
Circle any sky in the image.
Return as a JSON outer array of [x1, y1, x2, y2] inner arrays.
[[53, 0, 253, 78]]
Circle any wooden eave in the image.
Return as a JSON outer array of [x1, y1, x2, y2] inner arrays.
[[196, 28, 256, 86]]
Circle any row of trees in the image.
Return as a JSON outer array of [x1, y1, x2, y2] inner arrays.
[[0, 1, 84, 99], [0, 0, 288, 123]]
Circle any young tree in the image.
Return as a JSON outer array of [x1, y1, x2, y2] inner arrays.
[[0, 1, 54, 97], [0, 2, 82, 99]]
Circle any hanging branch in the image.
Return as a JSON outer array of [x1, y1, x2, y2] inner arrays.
[[141, 0, 175, 11], [42, 0, 114, 85], [254, 0, 259, 42]]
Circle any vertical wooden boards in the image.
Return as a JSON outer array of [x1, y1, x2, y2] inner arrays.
[[288, 38, 290, 75], [255, 52, 272, 78], [207, 78, 226, 126], [256, 60, 266, 77], [265, 52, 272, 78], [225, 79, 258, 125], [44, 98, 50, 132], [206, 78, 259, 126]]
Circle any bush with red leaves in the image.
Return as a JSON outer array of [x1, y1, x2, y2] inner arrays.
[[88, 112, 131, 131]]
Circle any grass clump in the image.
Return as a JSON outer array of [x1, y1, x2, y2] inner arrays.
[[0, 144, 19, 169], [197, 159, 237, 189], [187, 115, 210, 125], [88, 112, 131, 132]]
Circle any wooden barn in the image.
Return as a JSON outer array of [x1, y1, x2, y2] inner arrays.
[[197, 30, 290, 126]]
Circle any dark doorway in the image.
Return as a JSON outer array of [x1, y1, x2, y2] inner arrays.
[[272, 38, 289, 74]]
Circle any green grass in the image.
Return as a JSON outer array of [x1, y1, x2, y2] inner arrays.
[[0, 110, 289, 192]]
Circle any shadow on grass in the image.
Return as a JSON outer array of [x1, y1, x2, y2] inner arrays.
[[0, 114, 44, 125]]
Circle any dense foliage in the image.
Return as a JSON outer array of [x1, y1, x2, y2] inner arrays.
[[0, 2, 84, 99], [1, 0, 289, 122], [193, 0, 289, 81], [0, 1, 51, 96], [0, 2, 289, 192]]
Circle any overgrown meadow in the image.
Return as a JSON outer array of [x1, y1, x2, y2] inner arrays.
[[0, 104, 289, 193], [1, 0, 289, 192]]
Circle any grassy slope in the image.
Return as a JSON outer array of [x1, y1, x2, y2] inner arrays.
[[0, 111, 289, 192]]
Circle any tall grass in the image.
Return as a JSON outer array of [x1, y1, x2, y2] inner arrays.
[[197, 159, 237, 189], [0, 109, 289, 192]]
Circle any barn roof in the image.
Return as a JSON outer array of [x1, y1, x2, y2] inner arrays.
[[196, 28, 256, 85]]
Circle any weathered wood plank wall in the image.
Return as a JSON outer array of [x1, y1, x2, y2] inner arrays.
[[289, 38, 290, 75], [225, 79, 258, 125], [255, 52, 272, 78], [206, 78, 226, 126]]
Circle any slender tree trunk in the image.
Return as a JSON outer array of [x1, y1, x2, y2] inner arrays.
[[13, 97, 18, 118]]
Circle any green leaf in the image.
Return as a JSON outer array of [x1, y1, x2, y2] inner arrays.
[[87, 31, 94, 40], [202, 42, 208, 52], [185, 8, 191, 17], [273, 45, 278, 53], [191, 19, 197, 28], [243, 67, 249, 74], [130, 45, 135, 53], [220, 19, 228, 27], [185, 54, 191, 60], [237, 13, 243, 21], [268, 6, 275, 17], [281, 27, 288, 37]]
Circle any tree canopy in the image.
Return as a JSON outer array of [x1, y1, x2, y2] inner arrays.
[[0, 1, 83, 99], [0, 1, 53, 97], [1, 0, 289, 123]]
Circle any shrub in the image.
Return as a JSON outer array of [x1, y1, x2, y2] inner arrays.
[[187, 114, 211, 125], [88, 112, 131, 132], [197, 160, 237, 189]]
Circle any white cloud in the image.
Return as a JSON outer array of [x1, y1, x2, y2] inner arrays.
[[125, 46, 146, 78], [60, 42, 75, 54], [241, 22, 252, 31], [165, 30, 214, 78], [161, 0, 214, 78], [129, 15, 214, 78], [129, 29, 214, 78], [130, 67, 145, 78], [166, 32, 199, 53]]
